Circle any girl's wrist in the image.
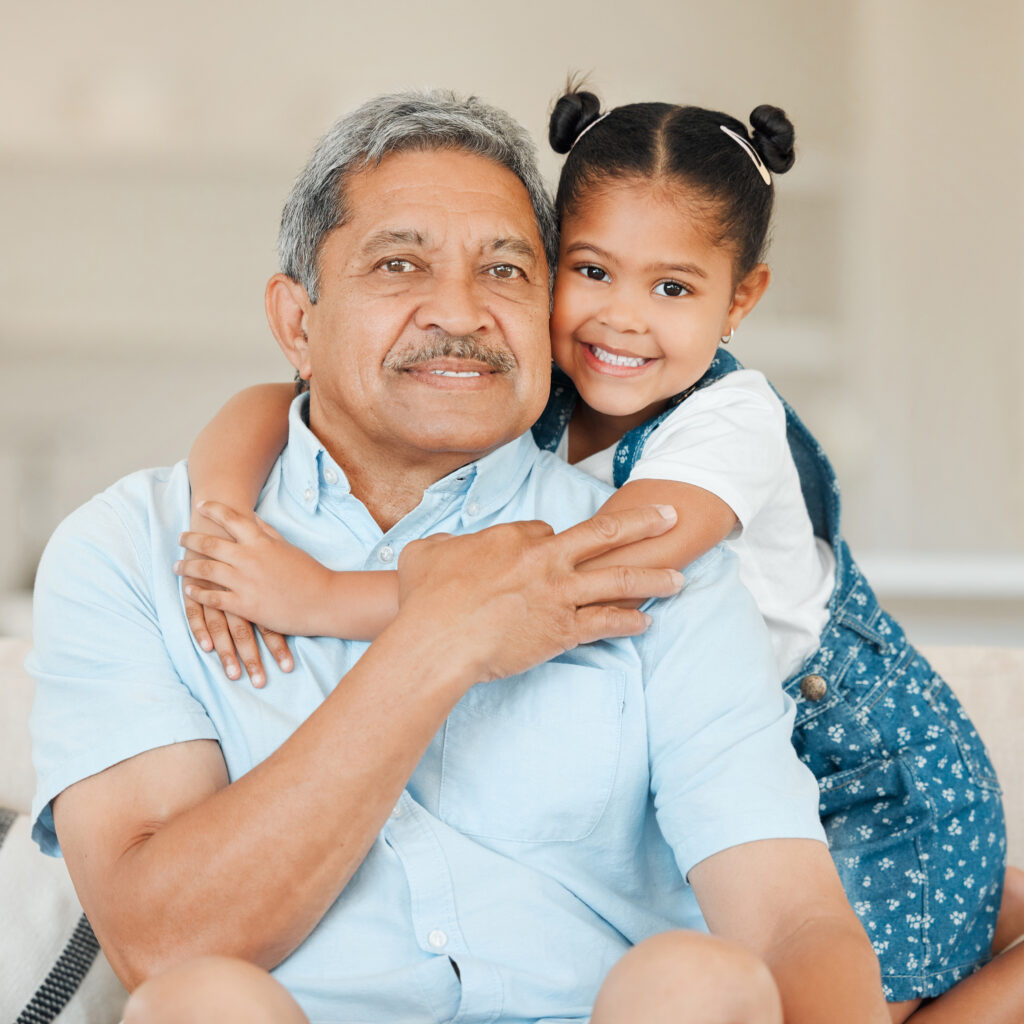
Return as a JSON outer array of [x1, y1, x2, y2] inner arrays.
[[304, 565, 349, 637]]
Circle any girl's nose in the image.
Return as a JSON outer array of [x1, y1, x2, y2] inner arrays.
[[596, 289, 645, 334]]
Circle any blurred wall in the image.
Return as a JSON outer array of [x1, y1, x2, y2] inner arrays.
[[1, 0, 1022, 633]]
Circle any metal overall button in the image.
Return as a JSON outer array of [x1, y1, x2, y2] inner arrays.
[[799, 674, 828, 701]]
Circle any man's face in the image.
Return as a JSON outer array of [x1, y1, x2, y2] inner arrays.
[[298, 148, 552, 474]]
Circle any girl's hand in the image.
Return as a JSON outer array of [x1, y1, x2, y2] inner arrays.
[[177, 501, 336, 641], [182, 582, 291, 688], [180, 509, 293, 687]]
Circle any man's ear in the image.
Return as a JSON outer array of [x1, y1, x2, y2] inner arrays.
[[725, 263, 771, 333], [266, 273, 313, 380]]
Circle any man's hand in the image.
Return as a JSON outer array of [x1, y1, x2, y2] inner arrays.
[[395, 504, 684, 685]]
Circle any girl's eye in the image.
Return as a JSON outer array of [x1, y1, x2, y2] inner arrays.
[[578, 264, 610, 283], [488, 264, 525, 280], [380, 258, 416, 273], [653, 280, 689, 297]]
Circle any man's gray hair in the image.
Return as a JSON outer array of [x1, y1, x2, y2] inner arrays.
[[278, 90, 559, 302]]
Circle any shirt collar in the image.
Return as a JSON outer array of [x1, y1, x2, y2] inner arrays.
[[280, 393, 541, 518]]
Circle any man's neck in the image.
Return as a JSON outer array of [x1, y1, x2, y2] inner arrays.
[[316, 433, 486, 534], [343, 457, 463, 533], [303, 396, 508, 532]]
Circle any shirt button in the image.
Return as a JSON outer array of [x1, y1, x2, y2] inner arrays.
[[466, 501, 481, 516], [427, 929, 448, 951], [324, 467, 338, 485], [378, 545, 395, 564], [303, 487, 315, 502], [390, 802, 403, 819], [799, 674, 828, 701]]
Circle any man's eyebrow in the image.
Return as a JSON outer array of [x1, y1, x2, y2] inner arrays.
[[488, 236, 540, 265], [359, 231, 539, 267], [564, 241, 708, 279], [359, 229, 428, 258]]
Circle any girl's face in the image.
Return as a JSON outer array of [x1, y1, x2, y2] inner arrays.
[[550, 180, 768, 429]]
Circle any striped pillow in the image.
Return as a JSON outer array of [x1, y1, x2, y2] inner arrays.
[[0, 808, 127, 1023]]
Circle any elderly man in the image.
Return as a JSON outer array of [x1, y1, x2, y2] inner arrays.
[[29, 92, 888, 1023]]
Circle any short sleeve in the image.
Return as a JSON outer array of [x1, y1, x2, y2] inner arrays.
[[628, 371, 788, 529], [29, 489, 218, 856], [641, 546, 825, 879]]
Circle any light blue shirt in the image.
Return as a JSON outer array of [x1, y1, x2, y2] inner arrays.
[[30, 396, 825, 1024]]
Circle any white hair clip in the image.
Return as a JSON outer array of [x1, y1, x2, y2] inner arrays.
[[720, 125, 772, 185], [571, 111, 611, 151]]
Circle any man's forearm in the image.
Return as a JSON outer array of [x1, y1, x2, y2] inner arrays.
[[65, 621, 468, 988], [58, 507, 681, 990], [765, 913, 890, 1024]]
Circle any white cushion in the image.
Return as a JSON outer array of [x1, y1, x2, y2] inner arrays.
[[0, 807, 127, 1023], [0, 638, 34, 814]]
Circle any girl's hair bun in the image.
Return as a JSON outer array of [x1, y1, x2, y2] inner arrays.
[[549, 89, 602, 154], [749, 105, 796, 174]]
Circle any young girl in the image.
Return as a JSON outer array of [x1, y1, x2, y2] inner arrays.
[[177, 89, 1023, 1019]]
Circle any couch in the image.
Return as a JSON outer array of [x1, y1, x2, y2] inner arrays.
[[1, 637, 1021, 1023]]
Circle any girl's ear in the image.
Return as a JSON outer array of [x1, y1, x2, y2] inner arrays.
[[726, 263, 771, 332], [266, 274, 313, 381]]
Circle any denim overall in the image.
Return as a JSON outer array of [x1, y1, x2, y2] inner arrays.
[[533, 350, 1007, 1000]]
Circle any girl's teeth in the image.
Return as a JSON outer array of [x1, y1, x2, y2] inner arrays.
[[590, 345, 647, 368], [429, 370, 482, 377]]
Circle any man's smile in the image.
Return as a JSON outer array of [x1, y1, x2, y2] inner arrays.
[[397, 357, 507, 388]]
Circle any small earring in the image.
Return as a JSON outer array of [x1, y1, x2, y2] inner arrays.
[[720, 328, 734, 345]]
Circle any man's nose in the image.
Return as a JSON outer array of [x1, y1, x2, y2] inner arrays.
[[413, 272, 496, 336]]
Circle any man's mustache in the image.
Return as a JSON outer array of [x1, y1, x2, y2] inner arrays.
[[383, 333, 517, 374]]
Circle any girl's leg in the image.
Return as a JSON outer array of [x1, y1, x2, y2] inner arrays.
[[591, 930, 782, 1024], [993, 865, 1024, 953], [888, 942, 1024, 1024], [123, 955, 308, 1024]]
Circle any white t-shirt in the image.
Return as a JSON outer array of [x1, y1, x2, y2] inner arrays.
[[556, 369, 836, 680]]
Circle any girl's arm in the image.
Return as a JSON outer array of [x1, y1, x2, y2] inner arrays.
[[190, 383, 294, 511], [185, 383, 296, 684], [179, 478, 725, 650], [580, 478, 738, 597], [178, 501, 399, 641], [184, 384, 399, 671], [183, 397, 733, 657]]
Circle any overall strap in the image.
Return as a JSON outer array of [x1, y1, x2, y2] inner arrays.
[[612, 349, 740, 487], [531, 364, 577, 453]]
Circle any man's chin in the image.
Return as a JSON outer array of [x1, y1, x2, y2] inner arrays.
[[400, 421, 528, 457]]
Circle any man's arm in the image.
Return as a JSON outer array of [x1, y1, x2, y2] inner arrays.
[[51, 508, 682, 990], [690, 838, 890, 1023]]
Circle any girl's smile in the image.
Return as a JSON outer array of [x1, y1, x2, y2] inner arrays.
[[550, 181, 768, 434]]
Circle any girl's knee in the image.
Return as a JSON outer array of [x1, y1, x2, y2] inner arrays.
[[123, 955, 307, 1024], [593, 930, 782, 1024]]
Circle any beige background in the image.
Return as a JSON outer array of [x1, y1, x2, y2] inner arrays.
[[1, 0, 1022, 641]]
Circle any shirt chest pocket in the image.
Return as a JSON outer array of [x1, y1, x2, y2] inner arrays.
[[437, 664, 626, 843]]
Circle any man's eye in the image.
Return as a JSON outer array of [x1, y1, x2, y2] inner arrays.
[[578, 264, 610, 283], [653, 280, 688, 297], [380, 259, 415, 273], [488, 264, 524, 280]]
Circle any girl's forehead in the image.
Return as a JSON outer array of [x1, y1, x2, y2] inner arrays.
[[563, 179, 720, 244], [567, 177, 717, 229]]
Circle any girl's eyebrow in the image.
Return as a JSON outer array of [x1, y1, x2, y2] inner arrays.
[[564, 241, 707, 279], [646, 261, 708, 279]]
